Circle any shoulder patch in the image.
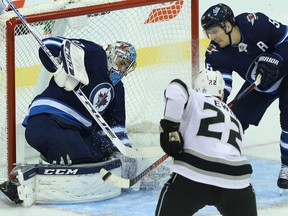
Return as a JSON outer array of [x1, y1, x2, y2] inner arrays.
[[207, 44, 219, 54], [246, 13, 257, 26]]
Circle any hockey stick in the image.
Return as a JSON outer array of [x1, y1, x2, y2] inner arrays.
[[5, 0, 163, 158], [100, 154, 169, 188], [228, 74, 261, 108]]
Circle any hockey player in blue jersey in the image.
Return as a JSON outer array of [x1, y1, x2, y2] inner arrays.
[[201, 3, 288, 191], [22, 36, 137, 165], [0, 36, 137, 204]]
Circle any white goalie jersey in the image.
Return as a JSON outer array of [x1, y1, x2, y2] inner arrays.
[[164, 80, 253, 189]]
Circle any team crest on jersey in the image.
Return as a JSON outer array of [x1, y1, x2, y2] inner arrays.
[[89, 82, 115, 114], [246, 13, 257, 26], [238, 42, 248, 53], [207, 44, 219, 54]]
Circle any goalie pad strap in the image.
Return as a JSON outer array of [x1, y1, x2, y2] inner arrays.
[[21, 159, 121, 180]]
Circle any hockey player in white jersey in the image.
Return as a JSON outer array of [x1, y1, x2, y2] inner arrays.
[[155, 70, 257, 216]]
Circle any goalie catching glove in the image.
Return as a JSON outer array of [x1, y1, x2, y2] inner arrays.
[[252, 53, 283, 90], [54, 39, 89, 91], [160, 119, 184, 158]]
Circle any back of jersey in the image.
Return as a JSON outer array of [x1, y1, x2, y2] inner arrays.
[[183, 91, 244, 159], [174, 90, 252, 189]]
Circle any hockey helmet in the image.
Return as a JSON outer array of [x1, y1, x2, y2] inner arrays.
[[194, 70, 225, 98], [106, 41, 137, 85], [201, 3, 235, 31]]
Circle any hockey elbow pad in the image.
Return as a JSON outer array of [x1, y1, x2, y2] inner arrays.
[[160, 119, 184, 158]]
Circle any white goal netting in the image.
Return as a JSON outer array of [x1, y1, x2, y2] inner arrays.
[[0, 0, 193, 181]]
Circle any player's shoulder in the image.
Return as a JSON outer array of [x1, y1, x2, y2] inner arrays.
[[236, 12, 270, 28], [168, 79, 190, 95], [42, 36, 105, 55], [205, 42, 220, 55], [166, 79, 191, 102], [72, 38, 105, 54], [204, 42, 227, 68], [72, 39, 107, 64], [76, 38, 103, 49], [42, 36, 64, 47]]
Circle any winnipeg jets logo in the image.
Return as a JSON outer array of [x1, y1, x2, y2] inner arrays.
[[89, 82, 115, 114], [246, 13, 257, 26], [213, 6, 220, 16], [207, 44, 219, 54], [97, 92, 109, 107]]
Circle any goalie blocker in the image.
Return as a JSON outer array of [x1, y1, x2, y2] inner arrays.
[[0, 159, 121, 207]]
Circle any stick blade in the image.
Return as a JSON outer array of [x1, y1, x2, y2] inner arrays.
[[100, 168, 130, 188]]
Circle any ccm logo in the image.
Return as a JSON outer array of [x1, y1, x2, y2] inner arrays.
[[43, 169, 79, 175]]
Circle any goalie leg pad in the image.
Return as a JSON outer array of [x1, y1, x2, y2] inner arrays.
[[35, 159, 121, 203], [2, 159, 122, 206], [17, 169, 37, 207], [0, 165, 37, 206], [0, 180, 23, 204]]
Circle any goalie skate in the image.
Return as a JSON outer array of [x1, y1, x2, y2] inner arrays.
[[0, 180, 23, 204]]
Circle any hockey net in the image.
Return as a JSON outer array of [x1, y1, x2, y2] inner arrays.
[[0, 0, 197, 182]]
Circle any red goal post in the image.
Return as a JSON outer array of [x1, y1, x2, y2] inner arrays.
[[0, 0, 199, 181]]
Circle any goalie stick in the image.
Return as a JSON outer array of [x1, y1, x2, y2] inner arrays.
[[228, 74, 261, 108], [100, 154, 169, 188], [5, 0, 163, 158]]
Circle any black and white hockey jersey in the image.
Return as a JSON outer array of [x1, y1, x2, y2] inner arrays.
[[163, 80, 252, 189]]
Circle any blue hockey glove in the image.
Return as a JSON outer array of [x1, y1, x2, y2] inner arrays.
[[160, 119, 183, 159], [254, 53, 283, 89]]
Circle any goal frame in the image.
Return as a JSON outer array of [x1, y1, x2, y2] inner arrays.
[[5, 0, 199, 176]]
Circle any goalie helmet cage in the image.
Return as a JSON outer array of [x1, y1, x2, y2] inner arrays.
[[0, 0, 199, 182]]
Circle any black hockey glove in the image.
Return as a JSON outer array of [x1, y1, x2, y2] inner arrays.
[[254, 53, 282, 90], [160, 119, 184, 159]]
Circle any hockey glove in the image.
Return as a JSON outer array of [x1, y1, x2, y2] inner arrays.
[[254, 53, 282, 90], [160, 119, 184, 159]]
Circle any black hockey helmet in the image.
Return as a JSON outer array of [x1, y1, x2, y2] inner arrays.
[[201, 3, 235, 31]]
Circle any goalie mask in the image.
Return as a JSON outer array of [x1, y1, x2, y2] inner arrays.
[[106, 41, 137, 86], [194, 70, 225, 99]]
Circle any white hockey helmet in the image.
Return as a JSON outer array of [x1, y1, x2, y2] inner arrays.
[[194, 70, 225, 98], [105, 41, 137, 85]]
